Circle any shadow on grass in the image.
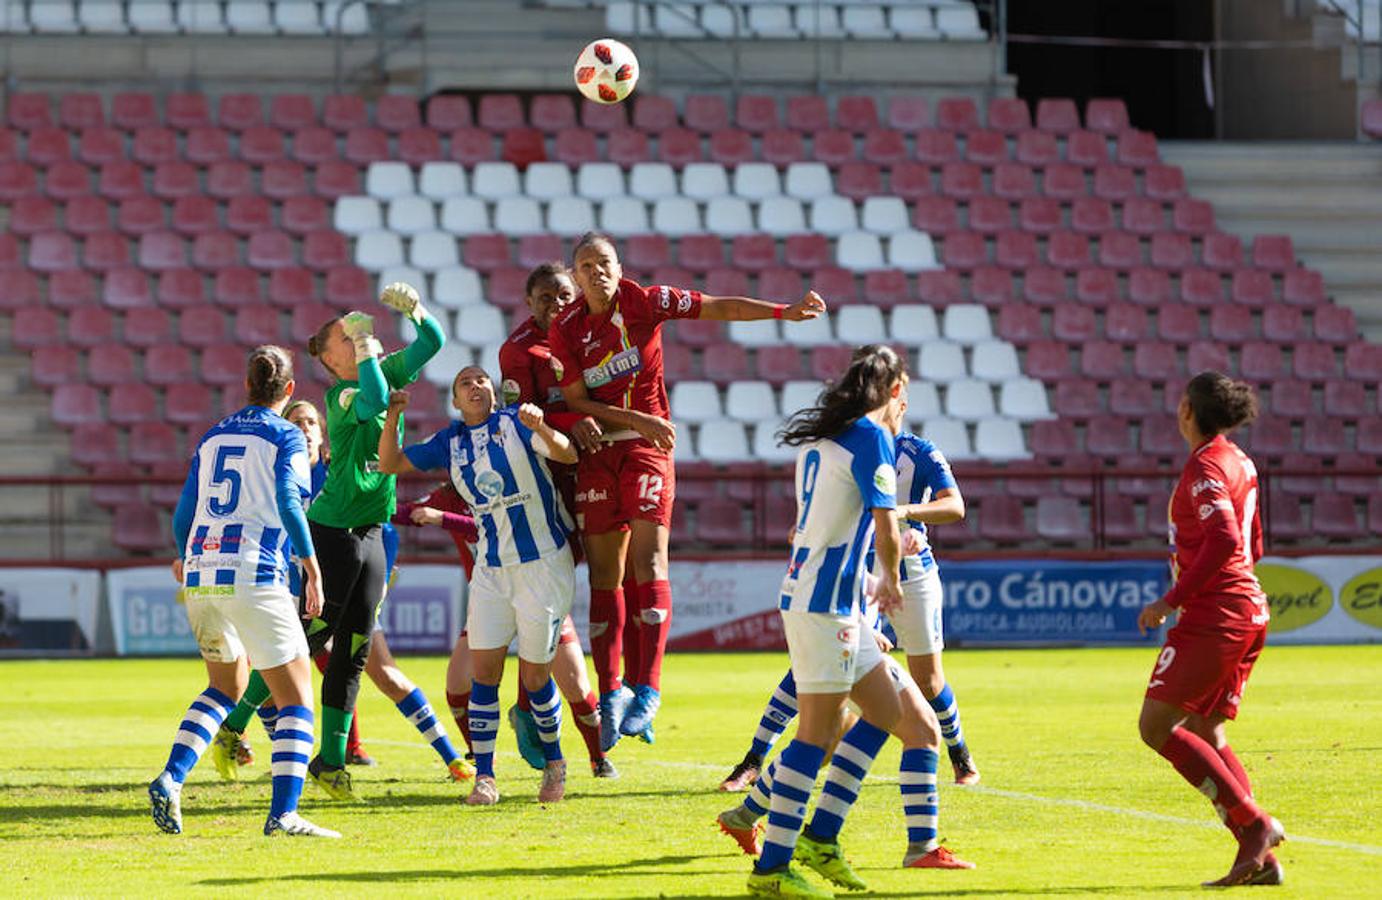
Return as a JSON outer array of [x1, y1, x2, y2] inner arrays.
[[198, 853, 718, 886]]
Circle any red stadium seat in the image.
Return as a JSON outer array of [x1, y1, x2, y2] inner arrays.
[[632, 96, 678, 133], [1239, 342, 1286, 382], [129, 126, 178, 166], [1018, 196, 1061, 233], [941, 231, 986, 268], [12, 307, 62, 348], [59, 93, 104, 130], [995, 303, 1041, 342], [862, 129, 906, 166], [1313, 305, 1357, 344], [225, 195, 272, 235], [963, 129, 1006, 166], [1080, 341, 1125, 380], [1093, 165, 1136, 200], [53, 384, 104, 426], [837, 96, 880, 133], [755, 345, 807, 385], [301, 232, 348, 271], [811, 129, 855, 166], [260, 160, 308, 199], [678, 234, 725, 272], [810, 345, 854, 381], [9, 195, 56, 235], [1036, 496, 1086, 542], [1052, 304, 1096, 342], [1131, 342, 1179, 381], [1208, 305, 1254, 344], [104, 268, 153, 308], [397, 127, 442, 166], [935, 97, 979, 132], [1085, 99, 1129, 134], [1336, 452, 1381, 497], [290, 302, 335, 343], [731, 235, 776, 271], [165, 93, 212, 130], [233, 305, 282, 345], [1171, 198, 1214, 235], [1251, 235, 1295, 271], [112, 92, 160, 131], [1180, 269, 1225, 307], [322, 94, 369, 132], [238, 125, 285, 164], [129, 422, 185, 465], [1226, 269, 1272, 308], [31, 345, 82, 386], [1126, 268, 1169, 305], [281, 195, 329, 235], [1145, 165, 1187, 200], [1066, 197, 1111, 235], [581, 99, 627, 133], [149, 160, 199, 199], [695, 499, 751, 546], [46, 269, 95, 309], [655, 128, 699, 167], [267, 267, 315, 308], [516, 234, 563, 270], [1293, 343, 1338, 381], [1013, 130, 1058, 167], [376, 95, 421, 133], [735, 94, 780, 133], [709, 129, 754, 166], [1302, 415, 1347, 457], [117, 194, 165, 236], [1156, 304, 1201, 343], [269, 94, 317, 131], [218, 94, 264, 131], [881, 162, 926, 203], [88, 345, 139, 386], [1108, 379, 1158, 416], [0, 268, 40, 310], [462, 233, 510, 271], [625, 234, 671, 271], [201, 160, 251, 200], [1042, 163, 1086, 200], [685, 95, 730, 133], [1048, 232, 1091, 269], [914, 129, 959, 165], [157, 268, 208, 309], [426, 95, 472, 130], [596, 127, 646, 166], [8, 92, 52, 130], [0, 129, 19, 163], [702, 343, 752, 384], [784, 234, 831, 270], [1269, 379, 1314, 418], [29, 230, 79, 273], [312, 161, 360, 198], [123, 307, 172, 346], [1022, 267, 1066, 305], [705, 267, 749, 297], [1149, 233, 1193, 270], [1036, 98, 1080, 134], [1065, 130, 1109, 167], [1115, 130, 1158, 167], [1187, 340, 1230, 375], [835, 162, 882, 201], [860, 269, 908, 307], [1282, 269, 1324, 307], [1050, 381, 1100, 418], [109, 383, 159, 424], [166, 383, 215, 426], [213, 267, 261, 307], [1077, 269, 1120, 308], [178, 306, 229, 346], [670, 318, 723, 347], [552, 128, 598, 166], [661, 343, 696, 382], [1261, 305, 1304, 343], [787, 96, 830, 132], [1311, 493, 1360, 540], [886, 95, 930, 132], [918, 268, 965, 305], [940, 162, 983, 199], [979, 496, 1028, 543], [968, 196, 1011, 233], [760, 129, 806, 167], [1119, 197, 1163, 235], [993, 163, 1036, 200], [1200, 232, 1243, 271], [192, 232, 239, 270], [27, 127, 72, 165], [758, 268, 804, 302], [344, 127, 390, 165], [996, 231, 1038, 269], [1024, 341, 1074, 380], [987, 97, 1031, 134], [486, 267, 527, 309], [913, 196, 960, 234], [501, 128, 547, 167], [287, 126, 336, 165]]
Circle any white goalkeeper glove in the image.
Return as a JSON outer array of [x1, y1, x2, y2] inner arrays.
[[341, 311, 382, 362], [380, 281, 425, 323]]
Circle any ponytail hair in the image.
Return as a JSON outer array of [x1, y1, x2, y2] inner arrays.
[[247, 344, 294, 406], [778, 344, 906, 447], [1184, 371, 1258, 437]]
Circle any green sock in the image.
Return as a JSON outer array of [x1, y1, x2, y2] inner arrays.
[[321, 705, 354, 768], [223, 670, 272, 733]]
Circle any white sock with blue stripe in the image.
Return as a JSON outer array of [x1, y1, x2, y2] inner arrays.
[[900, 748, 940, 851], [396, 687, 460, 765], [527, 677, 564, 763], [756, 740, 825, 872], [257, 703, 278, 740], [928, 683, 966, 753], [468, 681, 500, 778], [742, 758, 775, 820], [162, 687, 236, 783], [806, 719, 889, 840], [750, 671, 798, 759], [270, 705, 313, 818]]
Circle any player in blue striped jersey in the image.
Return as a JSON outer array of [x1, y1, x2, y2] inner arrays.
[[378, 365, 579, 805], [149, 345, 338, 839]]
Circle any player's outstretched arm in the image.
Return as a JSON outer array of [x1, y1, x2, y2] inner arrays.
[[696, 290, 827, 322], [518, 403, 579, 464], [170, 454, 200, 561], [376, 390, 417, 476], [559, 380, 676, 452], [898, 486, 966, 526], [381, 282, 446, 378]]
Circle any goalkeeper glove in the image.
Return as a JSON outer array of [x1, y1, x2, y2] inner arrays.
[[341, 311, 381, 362], [380, 281, 425, 323]]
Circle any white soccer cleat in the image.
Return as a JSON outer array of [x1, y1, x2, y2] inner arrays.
[[264, 811, 342, 838], [148, 772, 182, 834]]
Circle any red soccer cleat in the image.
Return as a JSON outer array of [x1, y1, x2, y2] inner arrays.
[[1245, 853, 1284, 886], [719, 753, 763, 792], [904, 846, 976, 870], [716, 812, 764, 856], [949, 747, 980, 786], [1203, 816, 1285, 887]]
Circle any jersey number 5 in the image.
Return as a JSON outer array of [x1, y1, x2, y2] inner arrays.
[[209, 445, 246, 516]]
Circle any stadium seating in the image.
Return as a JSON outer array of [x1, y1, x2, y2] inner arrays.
[[599, 1, 987, 41], [0, 0, 372, 35]]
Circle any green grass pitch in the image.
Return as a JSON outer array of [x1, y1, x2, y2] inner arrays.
[[1, 645, 1378, 897]]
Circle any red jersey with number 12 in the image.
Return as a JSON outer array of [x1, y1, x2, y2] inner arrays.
[[1165, 434, 1268, 633], [547, 278, 701, 420]]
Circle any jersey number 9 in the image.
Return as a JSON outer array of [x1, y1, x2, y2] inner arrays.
[[209, 445, 247, 516], [796, 449, 821, 532]]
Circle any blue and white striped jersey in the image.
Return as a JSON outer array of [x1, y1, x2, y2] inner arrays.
[[889, 432, 958, 582], [780, 417, 897, 617], [403, 407, 571, 568], [175, 406, 314, 591]]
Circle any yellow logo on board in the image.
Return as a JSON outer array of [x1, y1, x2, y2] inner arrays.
[[1255, 563, 1332, 634], [1340, 566, 1382, 631]]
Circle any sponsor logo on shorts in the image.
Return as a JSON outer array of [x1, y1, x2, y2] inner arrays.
[[576, 489, 610, 504], [836, 626, 854, 643]]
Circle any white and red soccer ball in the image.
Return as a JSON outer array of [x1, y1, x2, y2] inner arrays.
[[574, 38, 639, 105]]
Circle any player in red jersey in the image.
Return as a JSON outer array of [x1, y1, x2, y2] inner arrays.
[[549, 232, 827, 749], [1136, 372, 1284, 888]]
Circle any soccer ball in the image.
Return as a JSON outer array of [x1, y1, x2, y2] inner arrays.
[[574, 38, 639, 105]]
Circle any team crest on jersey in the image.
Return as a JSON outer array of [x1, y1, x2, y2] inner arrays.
[[475, 470, 505, 499], [501, 378, 521, 405], [338, 388, 357, 410]]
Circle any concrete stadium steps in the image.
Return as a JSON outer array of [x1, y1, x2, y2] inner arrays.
[[1162, 141, 1382, 340]]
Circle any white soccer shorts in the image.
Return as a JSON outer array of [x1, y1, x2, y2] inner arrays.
[[781, 608, 892, 694], [465, 545, 575, 664], [184, 582, 309, 670], [887, 566, 945, 657]]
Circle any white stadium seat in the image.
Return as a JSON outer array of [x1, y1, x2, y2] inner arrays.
[[654, 3, 702, 38], [748, 4, 797, 38], [439, 196, 490, 235], [733, 162, 781, 200], [523, 163, 573, 200], [409, 231, 460, 271], [129, 2, 178, 33], [605, 1, 638, 34], [922, 418, 973, 459], [725, 382, 778, 423], [890, 304, 939, 341], [577, 163, 625, 200], [705, 197, 755, 236], [366, 162, 415, 200], [698, 420, 751, 462], [786, 314, 835, 346], [781, 380, 823, 416], [835, 305, 887, 344], [887, 230, 940, 272], [322, 0, 370, 35], [861, 197, 910, 235], [944, 379, 996, 421], [470, 162, 521, 200], [728, 319, 781, 347], [836, 231, 885, 270], [600, 197, 651, 236], [785, 162, 834, 200], [493, 197, 545, 236], [423, 341, 474, 386], [842, 5, 891, 38], [652, 197, 701, 236], [386, 196, 436, 236], [432, 267, 485, 309], [376, 266, 424, 300], [355, 230, 404, 270], [31, 1, 80, 32], [333, 197, 382, 235], [890, 5, 939, 39], [419, 162, 467, 199], [79, 1, 128, 33], [178, 1, 225, 33], [905, 381, 942, 421], [455, 305, 508, 347], [970, 340, 1021, 380], [808, 195, 859, 237], [275, 0, 324, 34], [225, 0, 275, 33], [917, 341, 967, 382], [999, 377, 1054, 420], [682, 163, 730, 201], [752, 423, 797, 464], [936, 4, 986, 39], [670, 381, 723, 423], [974, 418, 1029, 460], [630, 162, 678, 200], [547, 196, 597, 235], [701, 3, 739, 37], [758, 197, 806, 236], [794, 3, 844, 37], [943, 304, 993, 343]]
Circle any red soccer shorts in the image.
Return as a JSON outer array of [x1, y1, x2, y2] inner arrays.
[[558, 613, 579, 646], [574, 439, 675, 534], [1144, 624, 1267, 721]]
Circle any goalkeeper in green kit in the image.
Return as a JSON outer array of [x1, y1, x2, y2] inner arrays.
[[292, 283, 445, 799]]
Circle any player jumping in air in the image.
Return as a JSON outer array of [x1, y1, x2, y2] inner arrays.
[[1137, 372, 1285, 887], [150, 345, 337, 838], [378, 367, 579, 805], [549, 231, 827, 749], [720, 427, 979, 791], [740, 345, 973, 897]]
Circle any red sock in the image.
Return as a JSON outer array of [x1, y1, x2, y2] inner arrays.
[[635, 579, 673, 691], [588, 587, 625, 694], [1216, 743, 1252, 796], [312, 651, 329, 675], [621, 576, 642, 685], [517, 683, 531, 713], [446, 690, 472, 753], [1158, 727, 1261, 827], [570, 691, 604, 764], [346, 710, 363, 756]]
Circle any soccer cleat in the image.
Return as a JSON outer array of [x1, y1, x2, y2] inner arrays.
[[1244, 853, 1284, 886], [638, 722, 656, 745], [148, 772, 182, 834], [746, 864, 835, 898], [234, 736, 254, 767], [795, 832, 867, 891], [1204, 816, 1285, 887], [209, 725, 241, 782], [903, 845, 976, 870], [448, 756, 476, 782], [508, 704, 546, 771], [591, 757, 619, 779], [619, 684, 661, 737], [720, 752, 764, 792], [307, 755, 359, 802], [346, 747, 376, 767], [538, 759, 567, 803], [264, 811, 341, 838], [598, 685, 634, 752], [464, 775, 499, 806], [716, 808, 764, 856], [948, 746, 980, 785]]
